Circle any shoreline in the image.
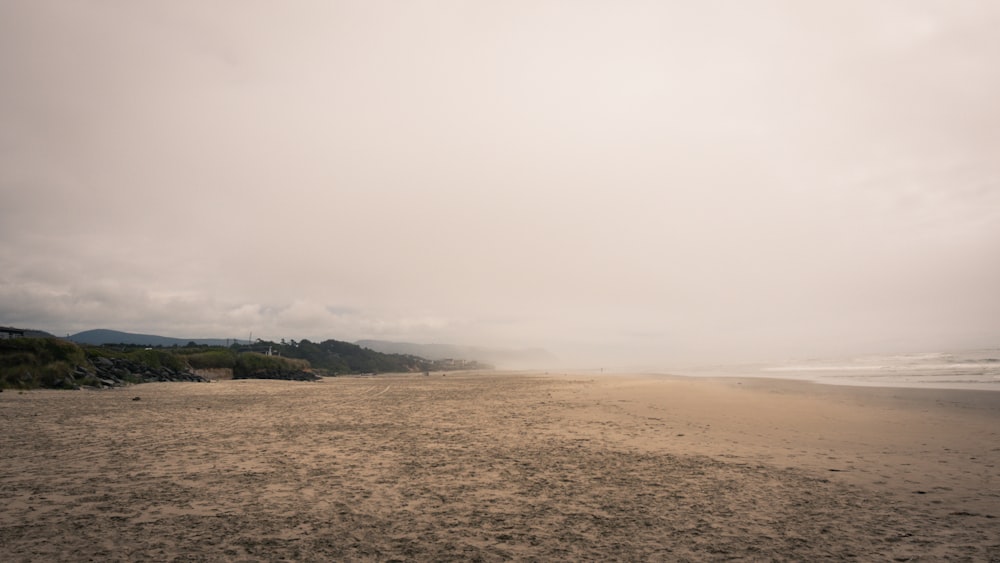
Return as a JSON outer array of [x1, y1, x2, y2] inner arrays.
[[517, 365, 1000, 393]]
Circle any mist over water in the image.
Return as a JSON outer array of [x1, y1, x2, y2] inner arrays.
[[655, 349, 1000, 391]]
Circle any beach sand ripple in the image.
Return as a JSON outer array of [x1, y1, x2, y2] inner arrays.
[[1, 373, 997, 561]]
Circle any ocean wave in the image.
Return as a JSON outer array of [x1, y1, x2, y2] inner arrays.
[[762, 365, 886, 372], [686, 349, 1000, 390]]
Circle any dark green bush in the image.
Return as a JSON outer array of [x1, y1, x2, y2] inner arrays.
[[38, 361, 73, 387], [234, 353, 310, 378], [0, 337, 86, 366], [0, 338, 88, 389], [125, 349, 187, 371], [0, 351, 36, 369], [186, 350, 237, 369]]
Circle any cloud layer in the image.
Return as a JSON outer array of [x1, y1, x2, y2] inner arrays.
[[2, 1, 999, 365]]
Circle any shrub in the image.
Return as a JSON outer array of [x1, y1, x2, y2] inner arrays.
[[126, 349, 187, 371], [0, 337, 86, 366], [0, 351, 36, 369], [186, 350, 237, 370], [0, 338, 88, 389], [38, 361, 74, 387], [233, 353, 310, 378]]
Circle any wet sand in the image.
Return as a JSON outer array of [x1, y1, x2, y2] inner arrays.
[[1, 372, 998, 561]]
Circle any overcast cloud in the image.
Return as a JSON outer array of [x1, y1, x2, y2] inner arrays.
[[2, 1, 998, 367]]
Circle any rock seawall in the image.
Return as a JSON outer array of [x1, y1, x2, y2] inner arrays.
[[56, 356, 209, 389]]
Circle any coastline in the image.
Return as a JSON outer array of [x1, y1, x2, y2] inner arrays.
[[635, 348, 1000, 391], [2, 371, 998, 560]]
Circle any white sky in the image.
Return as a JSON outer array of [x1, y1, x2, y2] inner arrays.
[[2, 1, 999, 366]]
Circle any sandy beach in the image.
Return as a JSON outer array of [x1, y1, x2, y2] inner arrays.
[[1, 372, 998, 561]]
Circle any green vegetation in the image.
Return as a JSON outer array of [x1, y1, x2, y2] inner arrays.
[[1, 337, 87, 389], [0, 333, 491, 389], [0, 336, 87, 366], [233, 352, 310, 379], [0, 337, 201, 389], [183, 349, 237, 370], [251, 338, 487, 375], [284, 339, 409, 374], [128, 348, 187, 371]]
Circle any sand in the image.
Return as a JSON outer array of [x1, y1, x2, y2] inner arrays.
[[1, 372, 998, 561]]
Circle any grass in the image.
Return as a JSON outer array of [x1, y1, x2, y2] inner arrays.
[[234, 353, 311, 378], [185, 350, 238, 370], [0, 338, 88, 389], [0, 339, 314, 389]]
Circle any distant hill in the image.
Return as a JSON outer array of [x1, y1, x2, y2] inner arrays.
[[356, 339, 556, 368], [68, 329, 235, 347]]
